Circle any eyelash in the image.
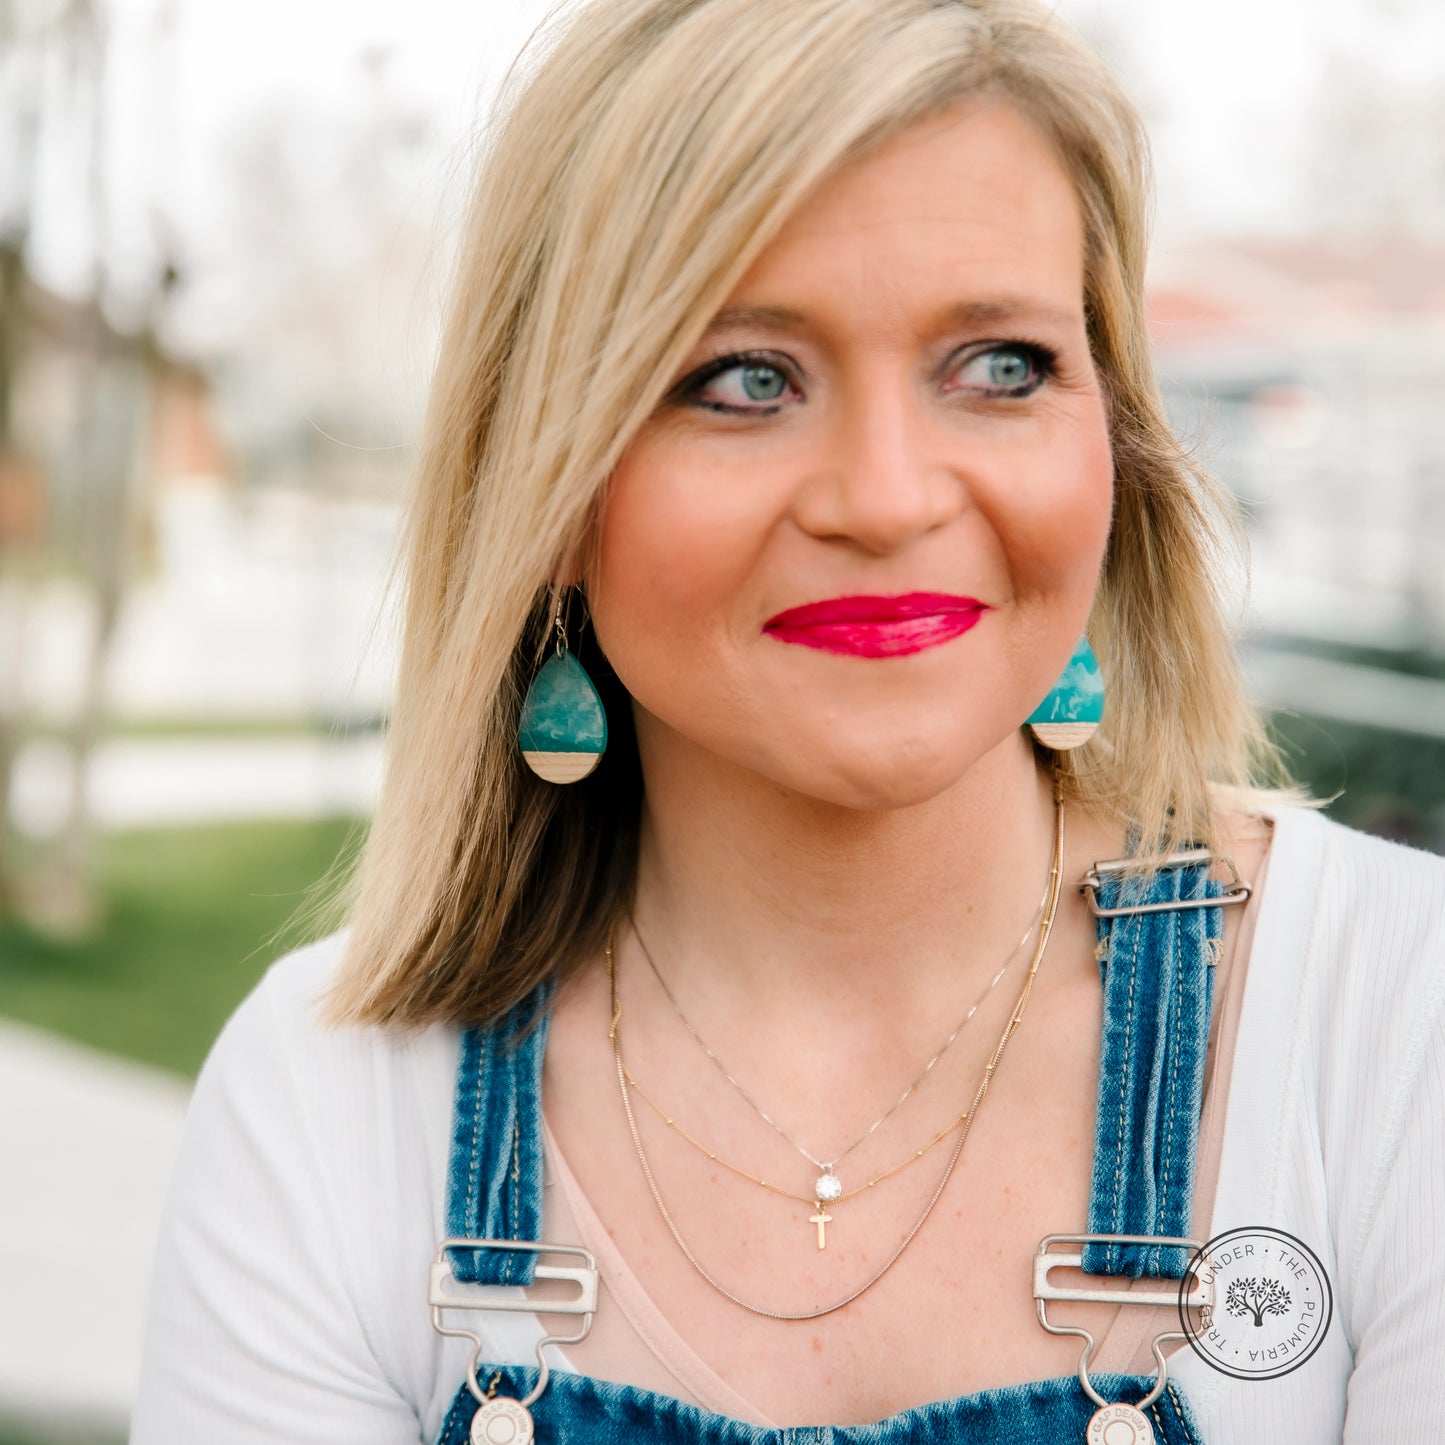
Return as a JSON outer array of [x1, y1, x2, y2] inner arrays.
[[674, 341, 1060, 415], [671, 349, 797, 415]]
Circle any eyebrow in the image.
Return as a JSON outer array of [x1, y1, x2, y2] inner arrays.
[[939, 298, 1082, 331], [701, 304, 810, 334], [699, 298, 1083, 337]]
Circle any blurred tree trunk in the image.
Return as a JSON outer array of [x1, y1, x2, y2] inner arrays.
[[42, 346, 150, 932], [0, 0, 159, 932], [0, 2, 44, 913], [0, 239, 29, 914], [30, 0, 150, 934]]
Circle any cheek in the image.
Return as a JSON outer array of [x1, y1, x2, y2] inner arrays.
[[590, 435, 771, 662], [992, 403, 1115, 596], [1064, 416, 1116, 564]]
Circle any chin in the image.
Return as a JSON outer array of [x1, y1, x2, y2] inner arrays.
[[762, 736, 996, 813]]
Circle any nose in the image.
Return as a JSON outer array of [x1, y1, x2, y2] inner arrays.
[[790, 369, 964, 555]]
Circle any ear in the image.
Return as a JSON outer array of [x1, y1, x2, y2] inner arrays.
[[552, 555, 584, 593], [555, 506, 604, 596]]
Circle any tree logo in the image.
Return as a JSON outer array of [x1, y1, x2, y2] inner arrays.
[[1178, 1227, 1333, 1380]]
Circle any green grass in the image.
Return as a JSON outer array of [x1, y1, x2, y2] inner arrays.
[[0, 1425, 119, 1445], [0, 816, 365, 1078], [0, 1429, 57, 1445], [0, 1410, 122, 1445]]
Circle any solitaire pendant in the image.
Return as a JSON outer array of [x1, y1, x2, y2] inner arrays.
[[810, 1170, 842, 1251], [518, 648, 607, 783], [1027, 635, 1105, 750]]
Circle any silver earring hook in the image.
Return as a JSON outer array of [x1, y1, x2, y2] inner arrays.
[[552, 587, 569, 657]]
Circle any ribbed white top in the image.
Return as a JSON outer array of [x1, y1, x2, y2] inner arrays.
[[130, 805, 1445, 1442]]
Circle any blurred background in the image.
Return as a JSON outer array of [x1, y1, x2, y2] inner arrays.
[[1, 0, 1442, 1439]]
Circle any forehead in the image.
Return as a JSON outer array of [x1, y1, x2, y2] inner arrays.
[[720, 99, 1086, 334]]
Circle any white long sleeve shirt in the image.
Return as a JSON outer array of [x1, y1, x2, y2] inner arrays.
[[130, 804, 1445, 1443]]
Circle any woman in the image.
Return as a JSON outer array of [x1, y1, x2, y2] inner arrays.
[[132, 0, 1445, 1440]]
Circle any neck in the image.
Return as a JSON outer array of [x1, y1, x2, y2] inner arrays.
[[625, 721, 1060, 1033]]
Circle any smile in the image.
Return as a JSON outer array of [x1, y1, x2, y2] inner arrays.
[[762, 593, 992, 658]]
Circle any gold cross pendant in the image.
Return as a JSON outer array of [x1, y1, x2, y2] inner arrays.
[[809, 1204, 833, 1250]]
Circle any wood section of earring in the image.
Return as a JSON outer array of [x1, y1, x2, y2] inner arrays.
[[521, 749, 603, 783], [1029, 720, 1100, 749]]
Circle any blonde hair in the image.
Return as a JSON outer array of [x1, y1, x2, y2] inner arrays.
[[321, 0, 1291, 1029]]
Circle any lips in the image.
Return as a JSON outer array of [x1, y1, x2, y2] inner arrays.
[[763, 592, 991, 658]]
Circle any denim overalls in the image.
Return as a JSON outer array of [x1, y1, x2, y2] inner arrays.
[[430, 857, 1225, 1444]]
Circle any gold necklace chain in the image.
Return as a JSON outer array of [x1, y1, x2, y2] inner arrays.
[[619, 1058, 974, 1208], [607, 788, 1065, 1322], [627, 883, 1046, 1196]]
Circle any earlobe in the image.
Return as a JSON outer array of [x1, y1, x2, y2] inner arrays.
[[551, 554, 583, 591], [555, 504, 605, 597]]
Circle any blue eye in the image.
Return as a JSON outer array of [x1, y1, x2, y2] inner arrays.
[[735, 364, 787, 401], [679, 352, 796, 414], [952, 343, 1053, 397]]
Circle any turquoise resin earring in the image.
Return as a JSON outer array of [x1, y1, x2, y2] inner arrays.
[[1027, 635, 1104, 749], [517, 588, 608, 783]]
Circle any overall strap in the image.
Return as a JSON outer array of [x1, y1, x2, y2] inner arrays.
[[1080, 856, 1224, 1280], [443, 981, 554, 1287]]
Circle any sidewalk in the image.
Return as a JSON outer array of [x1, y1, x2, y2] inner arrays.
[[0, 1020, 191, 1442], [9, 734, 385, 838], [2, 733, 384, 1440]]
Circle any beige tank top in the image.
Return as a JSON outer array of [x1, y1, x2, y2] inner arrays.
[[539, 842, 1271, 1424]]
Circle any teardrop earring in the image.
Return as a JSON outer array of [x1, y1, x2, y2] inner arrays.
[[517, 587, 608, 783], [1027, 635, 1105, 750]]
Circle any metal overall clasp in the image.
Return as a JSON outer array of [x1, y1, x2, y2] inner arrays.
[[429, 1238, 599, 1444], [1035, 1232, 1214, 1445], [1079, 848, 1251, 919]]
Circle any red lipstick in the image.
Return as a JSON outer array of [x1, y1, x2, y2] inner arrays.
[[763, 592, 991, 658]]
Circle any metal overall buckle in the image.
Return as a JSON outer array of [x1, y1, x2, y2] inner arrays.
[[1035, 1232, 1213, 1445], [1079, 848, 1251, 919], [429, 1238, 599, 1444]]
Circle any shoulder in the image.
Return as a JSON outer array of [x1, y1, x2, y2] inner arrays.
[[1224, 805, 1445, 1148], [196, 930, 464, 1194], [206, 928, 350, 1067], [139, 933, 468, 1437], [1251, 804, 1445, 1143], [1218, 808, 1444, 1263], [1291, 801, 1445, 890], [172, 932, 465, 1402], [1262, 803, 1445, 971], [1216, 800, 1445, 1032], [206, 928, 462, 1100]]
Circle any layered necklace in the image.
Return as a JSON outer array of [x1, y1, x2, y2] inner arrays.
[[607, 789, 1066, 1321], [628, 880, 1047, 1213]]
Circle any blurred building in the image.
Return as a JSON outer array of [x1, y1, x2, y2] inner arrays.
[[1149, 235, 1445, 653]]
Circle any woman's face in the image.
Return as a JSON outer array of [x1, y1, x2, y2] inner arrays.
[[586, 99, 1115, 809]]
